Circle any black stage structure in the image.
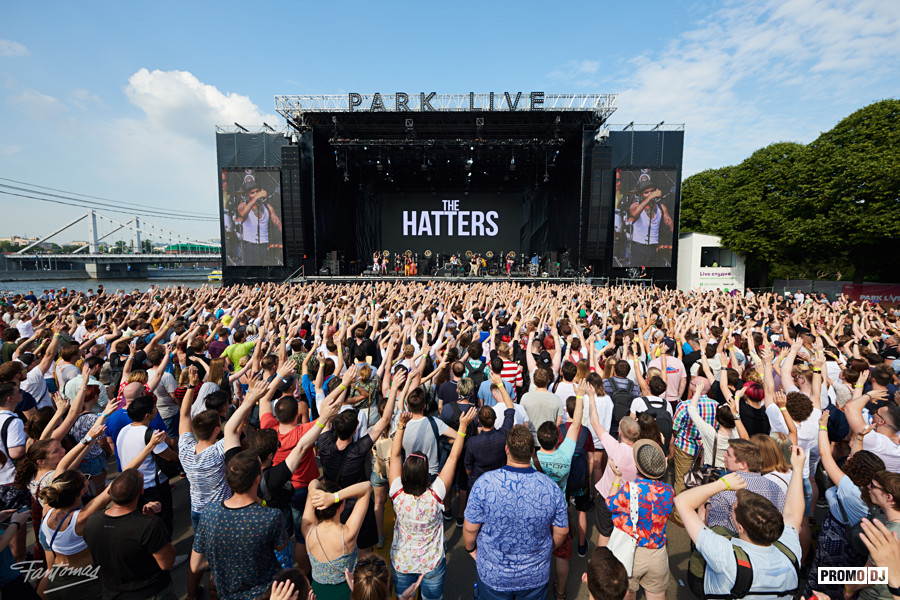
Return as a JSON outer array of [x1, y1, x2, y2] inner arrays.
[[215, 93, 684, 286]]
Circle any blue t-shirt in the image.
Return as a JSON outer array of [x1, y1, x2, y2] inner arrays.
[[105, 408, 166, 468], [532, 437, 575, 494], [477, 379, 515, 407], [464, 465, 568, 592], [698, 525, 800, 599], [827, 475, 868, 526]]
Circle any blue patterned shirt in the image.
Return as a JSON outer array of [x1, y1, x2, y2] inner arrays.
[[464, 465, 568, 592], [707, 471, 786, 531], [673, 397, 717, 455]]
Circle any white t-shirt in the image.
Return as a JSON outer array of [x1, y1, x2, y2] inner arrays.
[[191, 382, 220, 418], [116, 423, 170, 488], [764, 470, 793, 496], [55, 362, 80, 394], [862, 431, 900, 473], [149, 368, 178, 420], [584, 395, 614, 449], [22, 367, 51, 409], [630, 395, 673, 416], [767, 404, 821, 478], [492, 402, 528, 429], [0, 411, 26, 485], [553, 381, 577, 403]]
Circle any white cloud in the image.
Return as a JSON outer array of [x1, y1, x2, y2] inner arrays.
[[6, 88, 67, 120], [124, 68, 278, 143], [551, 0, 900, 174], [0, 39, 29, 57]]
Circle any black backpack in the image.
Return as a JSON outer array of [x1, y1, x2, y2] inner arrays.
[[609, 379, 636, 436], [687, 526, 799, 599], [558, 423, 590, 494], [463, 360, 489, 392], [642, 397, 673, 449]]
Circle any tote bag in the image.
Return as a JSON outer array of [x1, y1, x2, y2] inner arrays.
[[606, 483, 640, 577]]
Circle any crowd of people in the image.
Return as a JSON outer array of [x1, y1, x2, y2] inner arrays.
[[0, 281, 899, 600]]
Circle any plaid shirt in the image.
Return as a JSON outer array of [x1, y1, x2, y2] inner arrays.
[[706, 471, 786, 531], [672, 397, 717, 455]]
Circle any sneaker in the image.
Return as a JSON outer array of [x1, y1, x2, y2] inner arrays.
[[457, 517, 464, 528], [376, 537, 384, 549], [173, 553, 189, 569], [577, 542, 588, 558]]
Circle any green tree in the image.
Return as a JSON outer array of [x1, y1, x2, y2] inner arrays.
[[794, 99, 900, 282], [113, 240, 127, 255]]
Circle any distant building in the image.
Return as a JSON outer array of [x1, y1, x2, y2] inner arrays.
[[677, 232, 746, 293], [0, 235, 39, 247]]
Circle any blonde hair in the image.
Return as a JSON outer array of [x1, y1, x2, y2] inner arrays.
[[127, 370, 148, 384]]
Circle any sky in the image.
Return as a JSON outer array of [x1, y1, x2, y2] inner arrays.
[[1, 0, 898, 244]]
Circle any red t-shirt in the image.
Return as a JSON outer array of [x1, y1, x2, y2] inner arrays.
[[260, 413, 318, 489]]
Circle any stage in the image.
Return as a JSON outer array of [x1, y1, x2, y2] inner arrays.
[[279, 274, 671, 287]]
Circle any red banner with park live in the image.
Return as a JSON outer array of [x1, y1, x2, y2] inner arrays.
[[842, 284, 900, 307]]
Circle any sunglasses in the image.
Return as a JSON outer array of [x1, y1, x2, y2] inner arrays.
[[870, 482, 885, 492], [356, 557, 387, 570]]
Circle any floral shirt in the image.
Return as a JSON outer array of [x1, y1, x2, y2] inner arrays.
[[389, 477, 447, 574], [607, 477, 674, 549]]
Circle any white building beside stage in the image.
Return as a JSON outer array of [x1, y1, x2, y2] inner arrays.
[[677, 232, 746, 293]]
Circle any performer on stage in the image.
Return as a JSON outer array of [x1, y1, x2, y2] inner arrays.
[[628, 178, 674, 267], [470, 254, 480, 277], [506, 254, 514, 276], [373, 251, 381, 274], [381, 254, 389, 274]]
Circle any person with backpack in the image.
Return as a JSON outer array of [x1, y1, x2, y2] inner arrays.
[[604, 361, 641, 438], [439, 376, 478, 526], [674, 445, 805, 600], [671, 379, 718, 506], [462, 341, 490, 392], [630, 376, 674, 452], [558, 391, 595, 558], [533, 382, 586, 599]]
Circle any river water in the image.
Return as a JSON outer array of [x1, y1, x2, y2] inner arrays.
[[0, 278, 220, 296]]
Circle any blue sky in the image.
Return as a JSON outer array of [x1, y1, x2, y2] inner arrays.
[[1, 0, 898, 243]]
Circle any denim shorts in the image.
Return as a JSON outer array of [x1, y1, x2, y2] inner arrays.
[[290, 486, 308, 545], [393, 556, 446, 600], [79, 455, 107, 477], [370, 469, 388, 488]]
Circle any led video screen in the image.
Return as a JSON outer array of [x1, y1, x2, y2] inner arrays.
[[611, 169, 678, 268], [220, 168, 284, 266], [380, 193, 521, 257]]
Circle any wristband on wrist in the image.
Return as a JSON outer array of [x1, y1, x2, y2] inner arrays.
[[720, 477, 731, 491], [854, 384, 864, 388], [779, 406, 787, 411], [733, 415, 741, 420], [457, 430, 466, 438], [334, 493, 340, 504], [819, 426, 828, 431], [339, 384, 347, 391], [316, 420, 326, 429], [465, 544, 477, 553]]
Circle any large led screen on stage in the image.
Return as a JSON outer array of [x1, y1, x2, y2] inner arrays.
[[612, 169, 678, 268], [220, 168, 284, 266], [380, 193, 521, 258]]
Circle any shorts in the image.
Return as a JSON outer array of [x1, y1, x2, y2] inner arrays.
[[552, 534, 572, 559], [803, 477, 813, 516], [78, 455, 107, 477], [455, 460, 469, 492], [567, 485, 593, 512], [594, 493, 613, 537], [371, 469, 388, 488], [629, 545, 670, 594]]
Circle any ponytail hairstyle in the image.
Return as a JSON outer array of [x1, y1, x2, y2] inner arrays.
[[14, 439, 57, 489], [351, 556, 390, 600], [38, 469, 86, 508]]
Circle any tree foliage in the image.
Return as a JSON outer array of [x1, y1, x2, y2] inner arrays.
[[681, 100, 900, 283]]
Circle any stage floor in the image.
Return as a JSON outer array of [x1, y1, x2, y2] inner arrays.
[[286, 275, 597, 285]]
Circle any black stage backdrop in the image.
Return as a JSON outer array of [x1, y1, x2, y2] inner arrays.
[[380, 193, 521, 255]]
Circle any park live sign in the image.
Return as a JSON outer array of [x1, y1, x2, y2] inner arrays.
[[349, 92, 548, 112]]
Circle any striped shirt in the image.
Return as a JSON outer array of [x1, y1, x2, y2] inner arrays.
[[501, 359, 523, 388], [672, 397, 717, 456], [178, 433, 231, 513]]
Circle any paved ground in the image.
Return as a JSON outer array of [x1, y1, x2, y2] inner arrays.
[[163, 472, 697, 600]]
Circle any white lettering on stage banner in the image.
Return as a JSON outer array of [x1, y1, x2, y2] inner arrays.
[[401, 200, 499, 237], [818, 567, 888, 585]]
